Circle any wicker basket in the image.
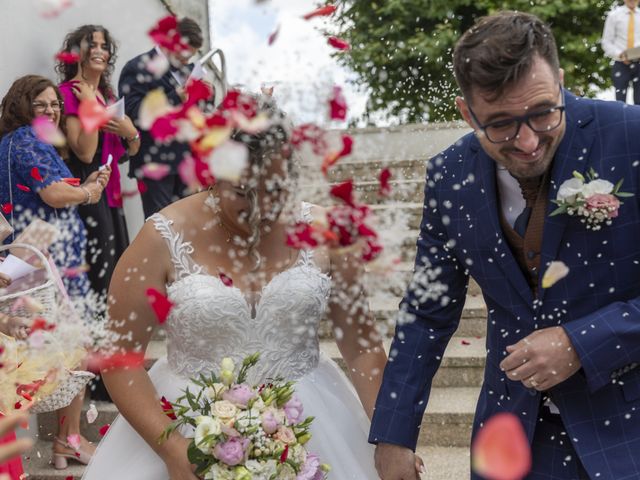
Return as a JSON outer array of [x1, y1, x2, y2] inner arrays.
[[0, 242, 58, 321], [31, 370, 95, 414]]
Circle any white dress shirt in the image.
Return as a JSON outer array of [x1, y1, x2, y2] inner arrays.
[[602, 5, 640, 60]]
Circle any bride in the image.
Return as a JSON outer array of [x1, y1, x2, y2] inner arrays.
[[82, 96, 417, 479]]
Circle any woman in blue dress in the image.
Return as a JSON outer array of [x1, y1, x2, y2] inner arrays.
[[0, 75, 111, 469]]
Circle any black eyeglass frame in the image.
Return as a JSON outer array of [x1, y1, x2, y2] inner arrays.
[[467, 85, 566, 144], [32, 100, 65, 112]]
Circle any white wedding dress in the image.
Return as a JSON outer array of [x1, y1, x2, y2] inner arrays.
[[82, 204, 378, 479]]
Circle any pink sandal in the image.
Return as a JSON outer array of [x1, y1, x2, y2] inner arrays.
[[52, 436, 94, 469]]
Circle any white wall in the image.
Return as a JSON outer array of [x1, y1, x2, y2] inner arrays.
[[0, 0, 210, 239]]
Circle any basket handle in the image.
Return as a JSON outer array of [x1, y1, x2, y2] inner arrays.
[[0, 242, 56, 282]]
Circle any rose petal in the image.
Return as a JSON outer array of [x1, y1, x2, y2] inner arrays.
[[329, 86, 347, 121], [302, 4, 337, 20], [138, 89, 171, 130], [218, 272, 233, 287], [1, 203, 12, 214], [471, 412, 531, 480], [286, 223, 321, 249], [379, 168, 392, 197], [541, 261, 569, 289], [78, 98, 112, 133], [146, 287, 174, 324], [55, 50, 80, 64], [59, 264, 90, 278], [67, 434, 81, 450], [86, 351, 145, 372], [141, 163, 171, 181], [98, 424, 110, 436], [268, 24, 280, 45], [184, 79, 213, 107], [148, 15, 191, 54], [31, 167, 44, 182], [160, 396, 177, 420], [17, 184, 30, 192], [328, 36, 350, 51], [150, 115, 179, 141], [322, 135, 353, 175], [35, 0, 73, 18], [32, 116, 67, 147], [330, 180, 355, 207], [231, 111, 271, 134], [86, 403, 98, 424], [206, 140, 249, 183]]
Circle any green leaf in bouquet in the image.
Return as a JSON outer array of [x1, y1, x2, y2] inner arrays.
[[549, 205, 568, 217], [187, 441, 212, 474], [616, 191, 634, 198]]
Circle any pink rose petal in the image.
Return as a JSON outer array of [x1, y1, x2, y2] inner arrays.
[[86, 404, 98, 424], [32, 116, 66, 147], [141, 163, 171, 181], [66, 434, 81, 450]]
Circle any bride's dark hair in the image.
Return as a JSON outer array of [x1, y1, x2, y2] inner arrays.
[[230, 94, 296, 270]]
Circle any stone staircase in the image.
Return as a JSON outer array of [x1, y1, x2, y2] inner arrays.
[[25, 122, 480, 479]]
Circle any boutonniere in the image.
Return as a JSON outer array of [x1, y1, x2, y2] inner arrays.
[[551, 169, 633, 230]]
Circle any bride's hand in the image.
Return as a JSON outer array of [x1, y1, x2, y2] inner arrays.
[[162, 435, 201, 480], [415, 453, 425, 477]]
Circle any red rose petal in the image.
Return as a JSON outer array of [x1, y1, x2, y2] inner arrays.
[[145, 287, 174, 324], [279, 443, 289, 463], [98, 424, 110, 436], [30, 317, 56, 332], [1, 203, 12, 214], [55, 50, 80, 64], [31, 167, 43, 182], [218, 272, 233, 287], [78, 98, 112, 133], [16, 184, 31, 192], [461, 340, 471, 345], [184, 79, 213, 107], [160, 396, 177, 420], [471, 412, 531, 480], [379, 168, 392, 197], [87, 351, 145, 372], [268, 24, 280, 45], [330, 180, 355, 207], [329, 86, 347, 121], [328, 36, 350, 51], [286, 222, 321, 249], [302, 4, 337, 20]]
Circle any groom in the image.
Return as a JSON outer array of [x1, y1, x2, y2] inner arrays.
[[370, 11, 640, 480]]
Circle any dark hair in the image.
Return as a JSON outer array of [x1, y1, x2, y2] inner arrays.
[[453, 11, 560, 102], [0, 75, 65, 137], [55, 25, 118, 100], [178, 17, 203, 49]]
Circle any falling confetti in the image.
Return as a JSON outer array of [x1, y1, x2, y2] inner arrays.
[[327, 36, 350, 51], [78, 98, 112, 133]]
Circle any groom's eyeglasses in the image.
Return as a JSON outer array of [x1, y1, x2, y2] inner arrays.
[[467, 85, 565, 144]]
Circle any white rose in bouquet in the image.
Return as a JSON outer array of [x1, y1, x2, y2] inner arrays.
[[245, 459, 277, 480], [235, 408, 262, 431], [212, 400, 238, 420], [194, 416, 222, 453], [205, 383, 227, 401], [204, 464, 234, 480]]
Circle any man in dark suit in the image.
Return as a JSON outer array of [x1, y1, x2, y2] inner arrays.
[[370, 11, 640, 480], [118, 17, 203, 218]]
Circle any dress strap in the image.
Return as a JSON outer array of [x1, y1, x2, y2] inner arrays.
[[298, 202, 315, 266], [147, 213, 202, 281]]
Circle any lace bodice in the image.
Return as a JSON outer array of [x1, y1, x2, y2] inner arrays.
[[148, 205, 331, 384]]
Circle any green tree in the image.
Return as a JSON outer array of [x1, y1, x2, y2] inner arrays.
[[331, 0, 612, 124]]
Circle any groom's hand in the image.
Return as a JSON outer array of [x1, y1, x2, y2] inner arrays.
[[374, 443, 423, 480], [500, 326, 581, 391]]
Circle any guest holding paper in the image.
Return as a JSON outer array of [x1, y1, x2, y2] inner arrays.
[[56, 25, 137, 304], [0, 74, 109, 469], [602, 0, 640, 104], [118, 17, 203, 217]]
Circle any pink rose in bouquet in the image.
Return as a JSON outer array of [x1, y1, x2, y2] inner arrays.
[[284, 395, 304, 425], [222, 383, 255, 407], [298, 453, 324, 480], [213, 436, 248, 466], [585, 193, 620, 218], [261, 408, 281, 434]]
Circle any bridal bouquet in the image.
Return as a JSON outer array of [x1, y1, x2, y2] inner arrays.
[[161, 353, 329, 480]]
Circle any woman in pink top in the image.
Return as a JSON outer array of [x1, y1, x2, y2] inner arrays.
[[56, 25, 140, 404]]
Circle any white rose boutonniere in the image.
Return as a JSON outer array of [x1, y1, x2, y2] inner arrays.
[[551, 169, 633, 230]]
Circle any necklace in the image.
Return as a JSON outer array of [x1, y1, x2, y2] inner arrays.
[[205, 189, 248, 247]]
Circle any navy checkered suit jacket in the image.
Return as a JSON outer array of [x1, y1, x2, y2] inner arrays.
[[369, 91, 640, 478]]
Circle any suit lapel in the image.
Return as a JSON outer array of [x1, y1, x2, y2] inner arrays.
[[473, 138, 535, 306], [538, 91, 595, 303]]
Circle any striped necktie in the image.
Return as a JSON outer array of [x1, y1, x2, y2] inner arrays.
[[629, 8, 636, 50]]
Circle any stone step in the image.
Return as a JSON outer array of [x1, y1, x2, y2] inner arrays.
[[23, 441, 472, 480], [419, 386, 478, 447], [417, 446, 470, 479], [36, 401, 117, 446], [369, 202, 423, 230]]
